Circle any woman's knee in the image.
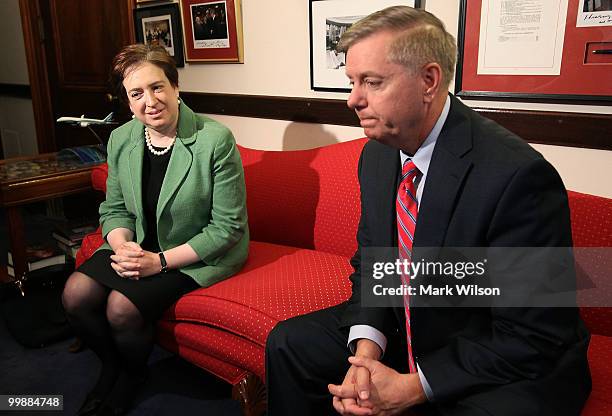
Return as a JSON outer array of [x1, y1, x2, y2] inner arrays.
[[62, 272, 104, 315], [106, 291, 143, 331]]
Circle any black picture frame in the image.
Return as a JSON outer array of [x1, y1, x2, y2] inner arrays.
[[134, 3, 185, 67], [309, 0, 421, 92]]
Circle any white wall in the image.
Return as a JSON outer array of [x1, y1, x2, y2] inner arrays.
[[0, 97, 38, 157], [0, 0, 37, 157], [172, 0, 612, 198], [0, 0, 29, 85]]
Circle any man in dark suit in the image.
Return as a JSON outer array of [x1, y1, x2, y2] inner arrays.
[[266, 6, 591, 416]]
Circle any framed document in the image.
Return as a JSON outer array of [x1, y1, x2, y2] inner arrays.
[[455, 0, 612, 102]]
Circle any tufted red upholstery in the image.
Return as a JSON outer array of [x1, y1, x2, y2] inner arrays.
[[78, 139, 612, 413]]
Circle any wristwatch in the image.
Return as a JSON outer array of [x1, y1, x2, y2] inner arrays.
[[158, 252, 168, 273]]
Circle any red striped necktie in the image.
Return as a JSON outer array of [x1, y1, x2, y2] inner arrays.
[[396, 159, 420, 373]]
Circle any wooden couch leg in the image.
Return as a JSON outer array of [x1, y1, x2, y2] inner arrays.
[[231, 372, 267, 416]]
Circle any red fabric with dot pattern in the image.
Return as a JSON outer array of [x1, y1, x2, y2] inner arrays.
[[91, 164, 108, 193], [568, 191, 612, 337], [157, 322, 250, 384], [161, 241, 353, 343], [75, 230, 104, 268], [582, 335, 612, 415], [238, 139, 365, 258]]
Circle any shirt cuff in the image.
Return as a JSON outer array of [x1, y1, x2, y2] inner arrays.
[[347, 325, 388, 357], [416, 363, 434, 402]]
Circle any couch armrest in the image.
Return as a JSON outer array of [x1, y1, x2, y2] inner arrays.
[[91, 164, 108, 193]]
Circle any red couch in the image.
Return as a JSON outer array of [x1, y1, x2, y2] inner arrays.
[[77, 138, 611, 415]]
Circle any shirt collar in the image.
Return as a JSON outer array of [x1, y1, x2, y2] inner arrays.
[[400, 95, 451, 177]]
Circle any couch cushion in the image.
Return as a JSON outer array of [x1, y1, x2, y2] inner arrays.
[[161, 241, 353, 346], [238, 139, 366, 258], [582, 334, 612, 415], [157, 321, 253, 385]]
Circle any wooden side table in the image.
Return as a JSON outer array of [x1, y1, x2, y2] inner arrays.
[[0, 153, 102, 287]]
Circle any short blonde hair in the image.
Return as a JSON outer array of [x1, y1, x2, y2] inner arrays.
[[338, 6, 456, 88]]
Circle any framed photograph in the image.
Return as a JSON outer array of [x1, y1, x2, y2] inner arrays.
[[455, 0, 612, 102], [180, 0, 244, 63], [309, 0, 421, 92], [134, 3, 185, 67]]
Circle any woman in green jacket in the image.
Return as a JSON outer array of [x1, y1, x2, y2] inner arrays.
[[61, 44, 248, 416]]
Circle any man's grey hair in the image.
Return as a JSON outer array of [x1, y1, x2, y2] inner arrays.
[[338, 6, 457, 88]]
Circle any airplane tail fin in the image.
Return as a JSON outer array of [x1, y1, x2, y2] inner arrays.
[[103, 112, 114, 122]]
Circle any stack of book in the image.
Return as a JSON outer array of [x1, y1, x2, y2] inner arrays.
[[52, 221, 97, 259], [7, 245, 66, 278]]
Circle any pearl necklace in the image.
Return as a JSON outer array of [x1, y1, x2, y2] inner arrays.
[[145, 128, 176, 156]]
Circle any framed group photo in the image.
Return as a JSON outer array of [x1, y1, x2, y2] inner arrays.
[[455, 0, 612, 102], [134, 3, 185, 67], [309, 0, 421, 92], [180, 0, 244, 63]]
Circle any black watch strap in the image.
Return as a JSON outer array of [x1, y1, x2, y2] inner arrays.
[[158, 252, 168, 273]]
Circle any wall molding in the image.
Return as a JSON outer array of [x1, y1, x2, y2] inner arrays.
[[0, 83, 32, 99], [181, 92, 611, 150]]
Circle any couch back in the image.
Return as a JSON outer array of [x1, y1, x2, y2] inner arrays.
[[90, 140, 612, 334], [567, 191, 612, 337], [238, 139, 366, 258]]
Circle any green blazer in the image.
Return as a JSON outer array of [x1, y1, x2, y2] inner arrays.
[[97, 102, 249, 287]]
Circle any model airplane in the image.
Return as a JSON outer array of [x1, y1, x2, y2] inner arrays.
[[56, 112, 116, 127]]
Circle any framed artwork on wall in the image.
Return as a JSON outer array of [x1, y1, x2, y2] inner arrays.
[[180, 0, 244, 63], [134, 3, 185, 67], [455, 0, 612, 103], [309, 0, 421, 92]]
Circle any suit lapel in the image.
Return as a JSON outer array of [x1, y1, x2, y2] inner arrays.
[[156, 139, 192, 219], [128, 124, 145, 220], [156, 102, 197, 220], [414, 96, 473, 248]]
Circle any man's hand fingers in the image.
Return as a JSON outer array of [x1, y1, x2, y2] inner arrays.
[[332, 395, 345, 414], [349, 356, 377, 373], [355, 365, 371, 400], [328, 383, 359, 399], [342, 401, 375, 416]]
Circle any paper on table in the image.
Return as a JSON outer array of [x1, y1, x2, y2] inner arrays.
[[477, 0, 568, 75]]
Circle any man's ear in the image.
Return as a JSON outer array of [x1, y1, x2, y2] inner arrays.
[[421, 62, 442, 103]]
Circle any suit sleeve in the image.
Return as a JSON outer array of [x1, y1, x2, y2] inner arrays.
[[418, 157, 584, 401], [340, 146, 396, 336], [99, 131, 136, 238]]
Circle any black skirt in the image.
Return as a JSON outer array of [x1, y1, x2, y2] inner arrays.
[[77, 249, 200, 321]]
